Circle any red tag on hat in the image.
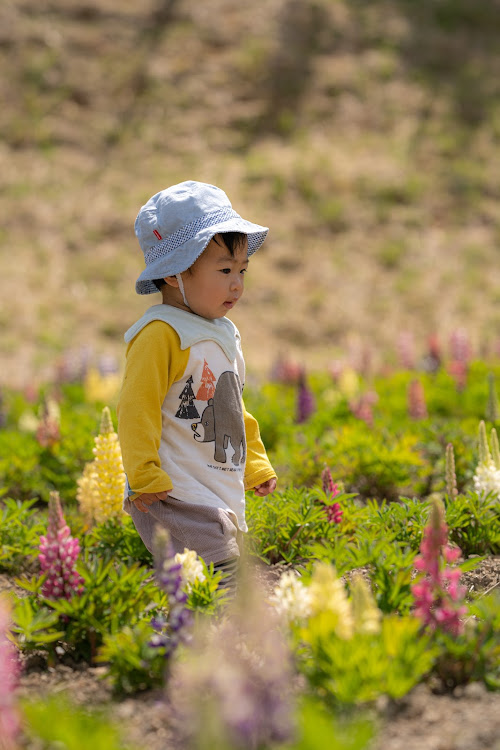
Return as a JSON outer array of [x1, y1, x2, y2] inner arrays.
[[153, 230, 162, 240]]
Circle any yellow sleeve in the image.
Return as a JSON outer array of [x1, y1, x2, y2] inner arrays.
[[243, 401, 277, 491], [117, 320, 189, 499]]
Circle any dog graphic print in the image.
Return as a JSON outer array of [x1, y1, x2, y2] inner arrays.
[[191, 370, 246, 465]]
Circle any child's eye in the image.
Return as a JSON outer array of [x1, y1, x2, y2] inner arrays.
[[240, 268, 247, 274], [220, 268, 231, 274]]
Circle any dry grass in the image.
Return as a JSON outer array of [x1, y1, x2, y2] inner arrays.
[[2, 0, 500, 386]]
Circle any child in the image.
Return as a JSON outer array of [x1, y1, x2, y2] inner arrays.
[[117, 181, 277, 589]]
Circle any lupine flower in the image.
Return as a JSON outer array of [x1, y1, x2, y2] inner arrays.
[[350, 574, 382, 635], [448, 359, 468, 391], [296, 370, 315, 423], [486, 372, 500, 423], [35, 397, 61, 448], [308, 563, 354, 639], [169, 579, 295, 750], [174, 548, 206, 591], [76, 406, 126, 524], [320, 466, 343, 524], [84, 367, 121, 404], [473, 421, 500, 501], [449, 328, 471, 364], [407, 378, 428, 420], [270, 353, 301, 384], [349, 390, 378, 427], [39, 492, 83, 600], [420, 334, 441, 373], [269, 570, 312, 623], [411, 498, 467, 636], [397, 331, 416, 370], [445, 443, 458, 499], [150, 528, 192, 659], [0, 597, 20, 750]]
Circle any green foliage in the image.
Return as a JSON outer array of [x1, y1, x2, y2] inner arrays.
[[445, 492, 500, 556], [432, 592, 500, 689], [22, 697, 133, 750], [98, 620, 166, 695], [283, 697, 374, 750], [11, 597, 64, 652], [297, 613, 437, 706], [85, 516, 153, 566], [246, 487, 354, 565], [0, 498, 45, 572], [14, 555, 166, 663]]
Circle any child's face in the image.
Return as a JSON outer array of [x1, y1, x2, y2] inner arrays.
[[166, 234, 249, 319]]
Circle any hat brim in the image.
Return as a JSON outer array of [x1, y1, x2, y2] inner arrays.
[[135, 217, 269, 295]]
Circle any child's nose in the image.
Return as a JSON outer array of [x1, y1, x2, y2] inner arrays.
[[230, 274, 243, 292]]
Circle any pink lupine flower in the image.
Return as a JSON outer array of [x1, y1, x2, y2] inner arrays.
[[407, 378, 428, 420], [0, 597, 20, 750], [320, 467, 343, 524], [449, 328, 471, 364], [448, 359, 467, 391], [35, 398, 61, 448], [296, 370, 315, 424], [39, 492, 84, 600], [411, 498, 467, 636], [397, 331, 416, 370]]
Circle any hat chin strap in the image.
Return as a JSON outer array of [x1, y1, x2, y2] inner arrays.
[[176, 273, 191, 309]]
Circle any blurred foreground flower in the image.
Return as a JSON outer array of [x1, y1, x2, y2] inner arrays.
[[411, 498, 466, 636], [269, 571, 311, 624], [169, 577, 295, 750], [0, 597, 20, 750], [150, 528, 192, 660], [39, 491, 84, 600], [76, 407, 126, 524], [350, 574, 381, 635], [308, 563, 354, 639]]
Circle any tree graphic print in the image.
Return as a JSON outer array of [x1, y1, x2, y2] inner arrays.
[[175, 376, 200, 419], [196, 360, 216, 401]]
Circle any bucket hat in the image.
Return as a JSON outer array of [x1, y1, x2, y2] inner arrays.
[[134, 181, 269, 295]]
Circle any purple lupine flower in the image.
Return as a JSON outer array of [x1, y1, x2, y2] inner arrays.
[[0, 597, 20, 750], [411, 498, 467, 636], [150, 529, 193, 659], [39, 491, 84, 600], [169, 581, 295, 749], [296, 370, 315, 424], [320, 466, 343, 524]]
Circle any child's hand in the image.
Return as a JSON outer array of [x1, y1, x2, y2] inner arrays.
[[253, 478, 277, 497], [132, 491, 169, 513]]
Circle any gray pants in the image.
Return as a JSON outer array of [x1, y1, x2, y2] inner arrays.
[[125, 495, 241, 565]]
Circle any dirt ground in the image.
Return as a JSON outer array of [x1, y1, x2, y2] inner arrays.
[[3, 556, 499, 750]]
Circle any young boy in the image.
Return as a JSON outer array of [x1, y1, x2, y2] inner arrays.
[[117, 181, 277, 588]]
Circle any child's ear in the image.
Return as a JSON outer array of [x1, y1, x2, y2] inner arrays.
[[164, 276, 179, 288]]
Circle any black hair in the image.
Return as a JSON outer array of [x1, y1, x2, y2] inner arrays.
[[152, 232, 247, 291], [215, 231, 247, 256]]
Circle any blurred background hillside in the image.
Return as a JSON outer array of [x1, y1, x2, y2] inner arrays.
[[2, 0, 500, 386]]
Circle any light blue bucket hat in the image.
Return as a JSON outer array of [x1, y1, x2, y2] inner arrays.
[[134, 180, 269, 295]]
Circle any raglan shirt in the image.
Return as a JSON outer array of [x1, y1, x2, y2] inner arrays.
[[117, 305, 276, 533]]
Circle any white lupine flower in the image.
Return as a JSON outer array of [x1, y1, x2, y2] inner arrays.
[[473, 462, 500, 501], [269, 571, 312, 623], [174, 548, 206, 590]]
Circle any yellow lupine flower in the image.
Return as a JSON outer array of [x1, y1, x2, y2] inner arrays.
[[350, 574, 382, 635], [77, 407, 125, 524], [308, 563, 354, 639], [84, 367, 121, 404]]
